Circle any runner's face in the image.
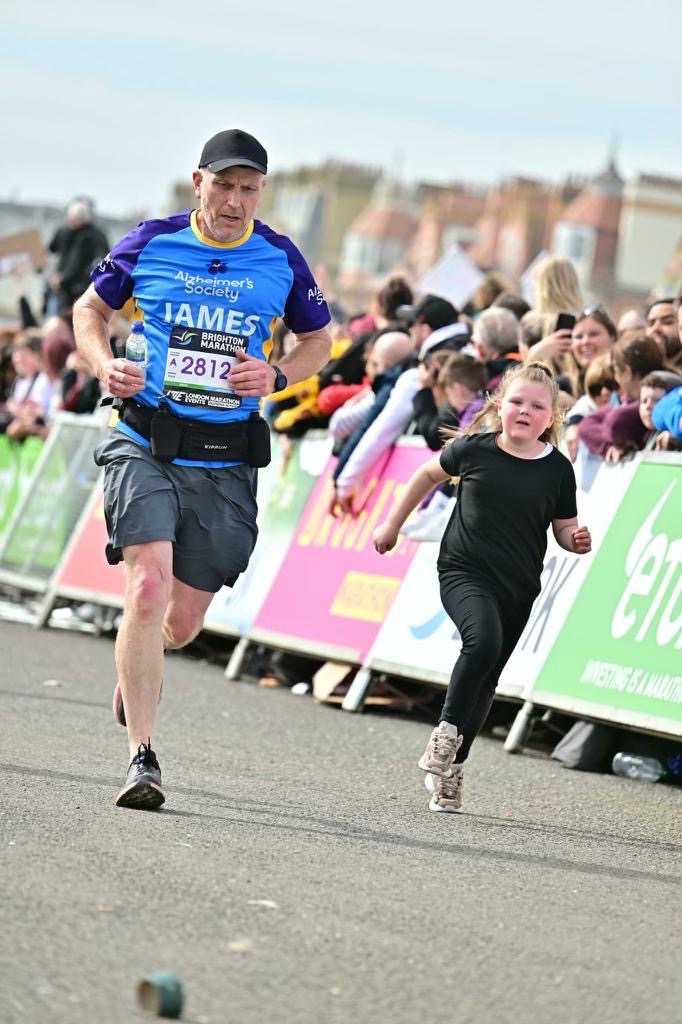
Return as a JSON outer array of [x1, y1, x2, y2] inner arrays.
[[192, 167, 265, 242], [499, 379, 553, 443]]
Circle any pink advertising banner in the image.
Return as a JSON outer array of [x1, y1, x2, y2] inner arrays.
[[251, 442, 430, 663]]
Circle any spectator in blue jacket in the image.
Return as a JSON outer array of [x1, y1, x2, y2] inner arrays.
[[651, 383, 682, 443]]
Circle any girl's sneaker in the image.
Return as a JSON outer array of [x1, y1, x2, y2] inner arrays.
[[425, 766, 464, 812], [418, 721, 463, 776]]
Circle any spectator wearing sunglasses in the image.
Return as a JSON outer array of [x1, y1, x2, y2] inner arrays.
[[562, 353, 619, 461], [577, 336, 666, 459], [563, 306, 617, 398], [599, 372, 681, 463]]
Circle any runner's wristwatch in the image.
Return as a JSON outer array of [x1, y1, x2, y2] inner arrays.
[[271, 365, 288, 393]]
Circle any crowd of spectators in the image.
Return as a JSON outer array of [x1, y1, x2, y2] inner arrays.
[[264, 257, 681, 530], [0, 198, 110, 440]]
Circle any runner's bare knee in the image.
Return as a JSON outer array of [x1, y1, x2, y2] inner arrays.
[[124, 549, 173, 622], [162, 611, 203, 650]]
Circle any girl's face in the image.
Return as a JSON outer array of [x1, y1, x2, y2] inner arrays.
[[639, 385, 665, 429], [571, 317, 613, 368], [499, 379, 554, 444]]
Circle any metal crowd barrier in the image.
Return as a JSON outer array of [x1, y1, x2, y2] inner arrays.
[[1, 417, 680, 743]]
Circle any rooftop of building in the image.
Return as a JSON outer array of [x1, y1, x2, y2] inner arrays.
[[347, 204, 418, 239]]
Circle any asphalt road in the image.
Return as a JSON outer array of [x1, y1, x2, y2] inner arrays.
[[1, 620, 681, 1024]]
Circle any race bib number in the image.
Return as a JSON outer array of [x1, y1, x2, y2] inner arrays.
[[163, 326, 247, 409]]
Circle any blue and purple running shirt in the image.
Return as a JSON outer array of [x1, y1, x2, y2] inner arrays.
[[91, 210, 330, 464]]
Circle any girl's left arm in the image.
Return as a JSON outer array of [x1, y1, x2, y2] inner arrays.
[[552, 517, 592, 555]]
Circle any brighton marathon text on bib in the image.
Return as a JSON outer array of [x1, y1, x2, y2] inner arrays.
[[163, 326, 245, 409]]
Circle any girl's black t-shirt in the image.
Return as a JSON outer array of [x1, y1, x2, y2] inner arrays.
[[437, 432, 578, 601]]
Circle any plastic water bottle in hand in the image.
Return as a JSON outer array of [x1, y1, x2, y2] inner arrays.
[[611, 752, 665, 782], [125, 320, 147, 385]]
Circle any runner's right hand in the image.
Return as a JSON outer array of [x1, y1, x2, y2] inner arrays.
[[97, 357, 145, 397]]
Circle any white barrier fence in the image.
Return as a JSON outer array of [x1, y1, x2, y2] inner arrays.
[[1, 416, 680, 742]]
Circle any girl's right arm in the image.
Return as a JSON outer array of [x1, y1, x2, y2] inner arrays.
[[373, 455, 451, 553]]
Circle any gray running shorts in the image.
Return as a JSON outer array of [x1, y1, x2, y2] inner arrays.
[[94, 431, 258, 593]]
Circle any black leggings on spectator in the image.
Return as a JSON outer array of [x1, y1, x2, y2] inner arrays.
[[439, 572, 533, 763]]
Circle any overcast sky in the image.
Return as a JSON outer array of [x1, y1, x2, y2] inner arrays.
[[2, 0, 681, 218]]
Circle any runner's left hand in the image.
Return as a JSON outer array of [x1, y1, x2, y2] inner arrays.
[[227, 350, 277, 396]]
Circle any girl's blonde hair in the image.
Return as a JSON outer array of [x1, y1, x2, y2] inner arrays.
[[531, 256, 583, 316], [460, 361, 563, 446]]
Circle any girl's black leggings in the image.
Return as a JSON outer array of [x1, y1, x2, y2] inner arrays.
[[439, 572, 533, 763]]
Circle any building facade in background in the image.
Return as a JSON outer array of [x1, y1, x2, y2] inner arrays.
[[551, 157, 624, 301], [126, 161, 682, 316], [254, 160, 381, 278], [615, 174, 682, 295], [3, 158, 680, 325]]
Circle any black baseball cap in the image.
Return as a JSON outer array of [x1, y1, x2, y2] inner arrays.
[[198, 129, 268, 175], [397, 294, 459, 331]]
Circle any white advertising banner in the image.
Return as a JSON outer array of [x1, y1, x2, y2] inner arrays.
[[364, 459, 638, 698], [416, 244, 485, 310]]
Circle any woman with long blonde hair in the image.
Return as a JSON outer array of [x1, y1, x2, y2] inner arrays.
[[523, 258, 583, 376], [373, 362, 591, 814], [531, 255, 583, 315]]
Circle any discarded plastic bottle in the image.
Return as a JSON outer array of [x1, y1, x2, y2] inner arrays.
[[125, 320, 147, 385], [611, 752, 665, 782]]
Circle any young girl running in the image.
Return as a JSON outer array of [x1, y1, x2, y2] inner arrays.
[[373, 362, 591, 813]]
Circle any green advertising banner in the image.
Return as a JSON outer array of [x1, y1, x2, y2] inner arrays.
[[0, 436, 43, 541], [532, 457, 682, 735], [1, 432, 69, 573], [0, 416, 103, 585]]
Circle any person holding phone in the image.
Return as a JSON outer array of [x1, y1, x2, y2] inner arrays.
[[524, 256, 584, 380], [524, 312, 575, 373], [563, 306, 617, 398]]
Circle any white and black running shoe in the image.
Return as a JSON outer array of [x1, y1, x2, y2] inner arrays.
[[115, 741, 165, 810]]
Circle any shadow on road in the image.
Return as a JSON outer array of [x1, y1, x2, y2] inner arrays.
[[2, 760, 681, 889]]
